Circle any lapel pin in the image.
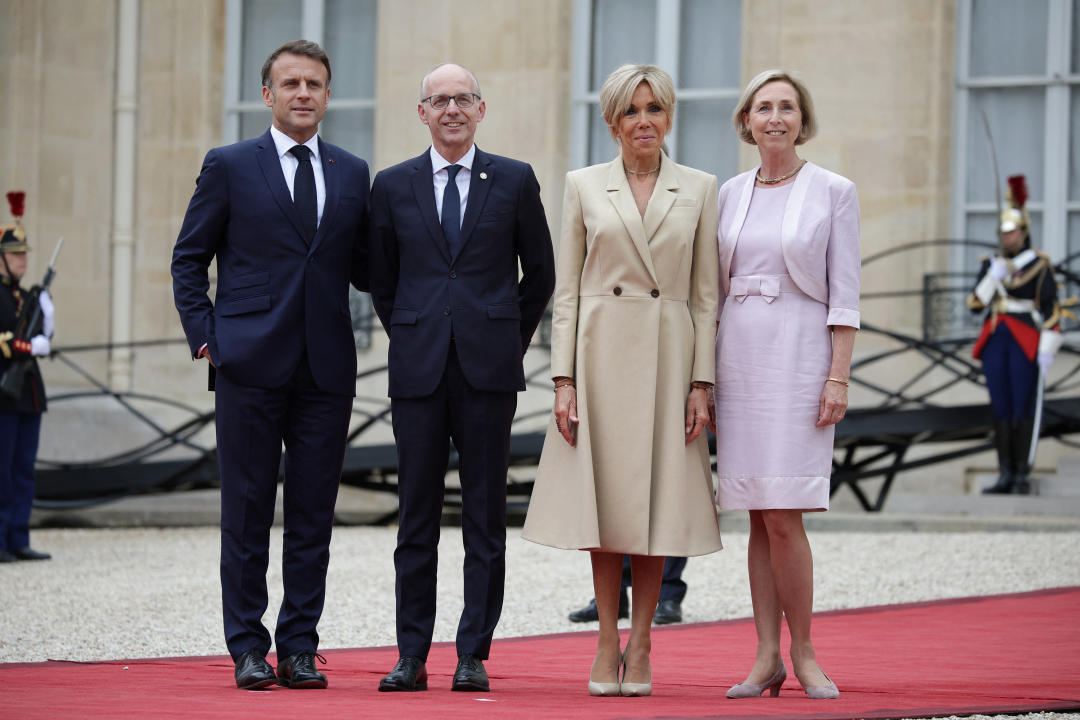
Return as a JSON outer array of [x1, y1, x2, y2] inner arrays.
[[480, 172, 488, 180], [328, 157, 335, 164]]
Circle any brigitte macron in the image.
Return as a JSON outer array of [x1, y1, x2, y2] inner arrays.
[[523, 64, 723, 697], [715, 70, 859, 699]]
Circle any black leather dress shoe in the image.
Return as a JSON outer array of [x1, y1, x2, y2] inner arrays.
[[653, 599, 682, 625], [234, 648, 276, 690], [276, 651, 327, 689], [12, 547, 51, 561], [378, 655, 427, 691], [452, 654, 489, 692], [568, 595, 629, 623], [0, 550, 15, 563]]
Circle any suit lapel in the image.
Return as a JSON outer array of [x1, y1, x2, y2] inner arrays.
[[409, 151, 451, 265], [642, 154, 678, 243], [310, 137, 339, 253], [780, 161, 815, 266], [605, 158, 658, 283], [456, 147, 493, 262], [255, 130, 307, 241], [723, 169, 756, 274]]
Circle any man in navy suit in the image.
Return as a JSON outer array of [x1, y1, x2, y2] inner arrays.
[[171, 40, 368, 691], [370, 63, 555, 692]]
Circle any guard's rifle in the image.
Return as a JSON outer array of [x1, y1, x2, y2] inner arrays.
[[0, 237, 63, 399]]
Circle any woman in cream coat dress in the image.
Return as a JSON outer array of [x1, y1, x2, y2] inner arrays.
[[523, 65, 722, 697]]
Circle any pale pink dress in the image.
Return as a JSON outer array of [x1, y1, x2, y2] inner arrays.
[[714, 184, 832, 510]]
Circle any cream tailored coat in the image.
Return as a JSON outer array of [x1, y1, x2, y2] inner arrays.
[[522, 154, 724, 557]]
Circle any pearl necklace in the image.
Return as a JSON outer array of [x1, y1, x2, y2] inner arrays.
[[756, 159, 806, 185]]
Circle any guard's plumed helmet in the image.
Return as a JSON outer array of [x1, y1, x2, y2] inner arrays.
[[999, 175, 1030, 235], [0, 191, 29, 254]]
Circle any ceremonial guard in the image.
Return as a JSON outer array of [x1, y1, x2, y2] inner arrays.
[[0, 192, 53, 562], [968, 176, 1063, 495]]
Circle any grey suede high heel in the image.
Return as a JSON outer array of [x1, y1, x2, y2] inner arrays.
[[799, 669, 839, 699], [726, 663, 786, 698]]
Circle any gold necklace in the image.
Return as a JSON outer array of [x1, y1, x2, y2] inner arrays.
[[756, 159, 806, 184], [624, 164, 660, 176]]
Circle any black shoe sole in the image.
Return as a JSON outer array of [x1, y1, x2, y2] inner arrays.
[[378, 681, 428, 692], [277, 678, 327, 689], [236, 677, 276, 690], [452, 681, 490, 692]]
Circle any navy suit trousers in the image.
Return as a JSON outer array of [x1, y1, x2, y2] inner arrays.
[[214, 354, 352, 661], [390, 342, 516, 660]]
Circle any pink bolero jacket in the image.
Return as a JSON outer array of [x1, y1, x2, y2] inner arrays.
[[717, 161, 861, 328]]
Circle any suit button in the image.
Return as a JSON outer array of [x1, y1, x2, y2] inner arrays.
[[650, 289, 659, 298], [613, 286, 622, 296], [444, 306, 451, 316], [449, 271, 457, 279]]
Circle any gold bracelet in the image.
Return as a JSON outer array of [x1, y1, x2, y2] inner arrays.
[[826, 376, 849, 387], [553, 379, 575, 391], [690, 381, 713, 390]]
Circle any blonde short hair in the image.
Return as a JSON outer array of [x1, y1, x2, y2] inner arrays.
[[599, 64, 676, 140], [733, 69, 817, 146]]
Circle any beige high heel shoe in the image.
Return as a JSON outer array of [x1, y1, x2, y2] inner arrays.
[[619, 642, 652, 697], [726, 663, 786, 698], [587, 650, 620, 696]]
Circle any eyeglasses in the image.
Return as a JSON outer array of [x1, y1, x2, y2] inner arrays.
[[421, 93, 481, 110]]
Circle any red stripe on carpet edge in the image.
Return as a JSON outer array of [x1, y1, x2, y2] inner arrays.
[[6, 585, 1074, 669]]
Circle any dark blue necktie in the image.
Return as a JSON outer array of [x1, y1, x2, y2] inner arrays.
[[289, 145, 317, 244], [441, 164, 462, 259]]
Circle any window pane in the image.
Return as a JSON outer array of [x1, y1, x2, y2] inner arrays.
[[240, 109, 272, 141], [679, 0, 740, 89], [966, 88, 1045, 203], [1073, 0, 1080, 73], [320, 108, 375, 164], [240, 0, 302, 102], [969, 0, 1048, 77], [587, 110, 618, 166], [1068, 212, 1080, 263], [676, 98, 738, 182], [590, 0, 655, 92], [324, 0, 377, 99], [1072, 86, 1080, 201]]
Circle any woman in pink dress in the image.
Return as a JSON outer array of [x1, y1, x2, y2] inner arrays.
[[714, 70, 860, 700]]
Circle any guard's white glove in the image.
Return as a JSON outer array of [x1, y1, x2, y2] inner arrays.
[[39, 289, 54, 338], [1038, 352, 1054, 375], [30, 334, 50, 357], [989, 257, 1009, 281]]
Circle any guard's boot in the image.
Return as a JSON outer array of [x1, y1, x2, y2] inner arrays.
[[983, 418, 1015, 494], [1011, 416, 1036, 495]]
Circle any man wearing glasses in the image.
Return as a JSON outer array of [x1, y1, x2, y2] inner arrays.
[[369, 63, 554, 693]]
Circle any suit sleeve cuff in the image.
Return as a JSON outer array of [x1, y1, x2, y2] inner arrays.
[[827, 308, 860, 328]]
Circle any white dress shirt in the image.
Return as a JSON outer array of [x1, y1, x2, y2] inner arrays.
[[430, 144, 475, 229], [270, 125, 326, 227]]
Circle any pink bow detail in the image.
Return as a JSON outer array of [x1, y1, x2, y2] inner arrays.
[[731, 275, 781, 303]]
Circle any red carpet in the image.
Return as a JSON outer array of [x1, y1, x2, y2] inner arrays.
[[4, 587, 1079, 719]]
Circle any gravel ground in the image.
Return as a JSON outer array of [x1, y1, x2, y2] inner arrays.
[[1, 525, 1078, 719]]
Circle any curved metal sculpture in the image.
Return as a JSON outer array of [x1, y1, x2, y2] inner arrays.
[[33, 239, 1080, 512]]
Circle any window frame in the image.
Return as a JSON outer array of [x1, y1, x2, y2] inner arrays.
[[569, 0, 741, 171], [951, 0, 1080, 263]]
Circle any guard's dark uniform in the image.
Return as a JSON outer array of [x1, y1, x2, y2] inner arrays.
[[0, 222, 49, 561], [968, 176, 1062, 494]]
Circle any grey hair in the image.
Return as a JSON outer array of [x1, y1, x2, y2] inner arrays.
[[733, 69, 817, 146]]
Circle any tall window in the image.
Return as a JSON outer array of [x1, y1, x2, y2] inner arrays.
[[570, 0, 742, 180], [223, 0, 377, 349], [952, 0, 1080, 268]]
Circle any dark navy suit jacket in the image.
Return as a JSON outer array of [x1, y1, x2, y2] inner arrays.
[[369, 147, 554, 398], [172, 129, 369, 395]]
